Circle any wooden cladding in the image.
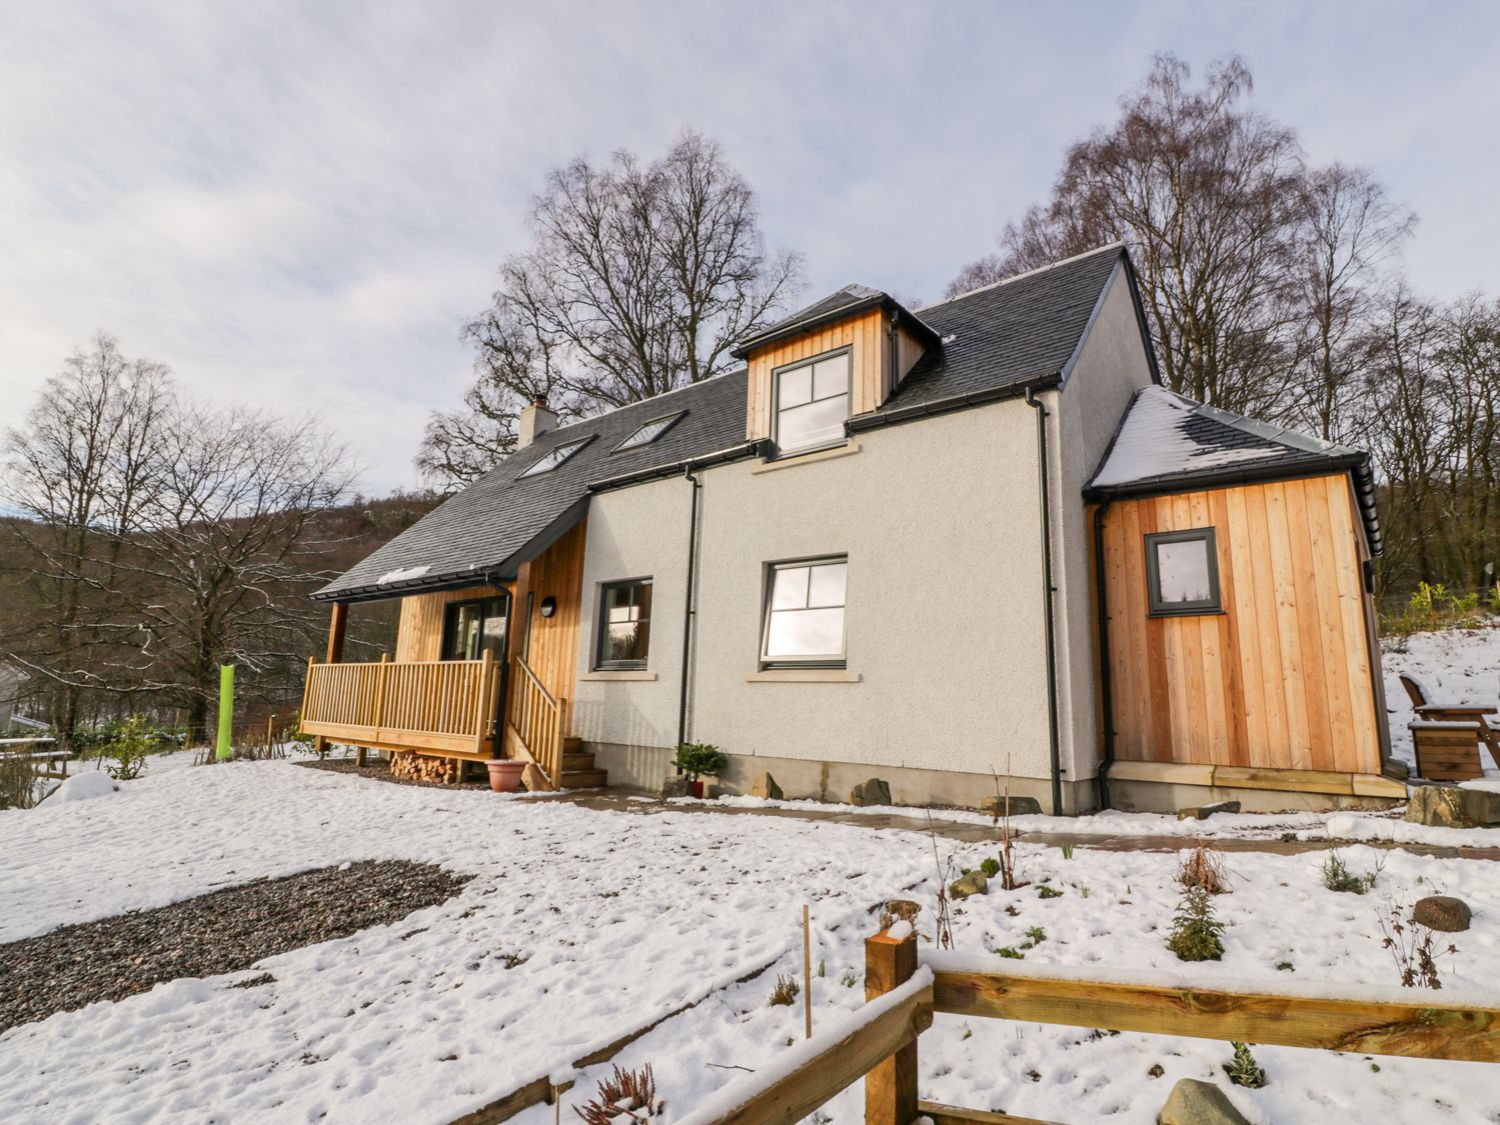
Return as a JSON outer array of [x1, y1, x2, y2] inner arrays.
[[1099, 473, 1383, 775], [513, 517, 587, 707], [745, 310, 927, 441], [394, 584, 507, 663]]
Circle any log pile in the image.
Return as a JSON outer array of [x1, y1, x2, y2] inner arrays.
[[390, 751, 458, 784]]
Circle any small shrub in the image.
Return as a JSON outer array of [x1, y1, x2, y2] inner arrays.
[[575, 1064, 662, 1123], [1024, 926, 1047, 946], [839, 968, 859, 988], [1166, 886, 1225, 962], [995, 946, 1025, 959], [1224, 1042, 1267, 1088], [673, 742, 727, 778], [1322, 850, 1382, 894], [105, 715, 156, 780], [1061, 842, 1074, 860], [1275, 961, 1294, 972], [1037, 884, 1063, 900], [0, 755, 41, 811], [1177, 843, 1231, 895], [980, 857, 1001, 878], [1379, 899, 1456, 989], [769, 974, 800, 1006]]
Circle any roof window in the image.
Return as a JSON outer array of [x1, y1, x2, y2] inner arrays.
[[517, 436, 591, 478], [614, 411, 686, 452]]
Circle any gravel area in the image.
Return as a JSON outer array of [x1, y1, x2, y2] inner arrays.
[[296, 756, 491, 790], [0, 859, 472, 1034]]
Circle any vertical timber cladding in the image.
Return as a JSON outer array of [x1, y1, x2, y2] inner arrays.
[[1100, 473, 1382, 775], [744, 309, 929, 440], [514, 517, 588, 709], [393, 585, 509, 662]]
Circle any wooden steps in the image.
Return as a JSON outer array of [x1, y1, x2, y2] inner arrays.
[[559, 744, 607, 790]]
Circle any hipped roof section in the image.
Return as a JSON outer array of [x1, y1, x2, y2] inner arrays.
[[316, 243, 1138, 603], [1085, 385, 1382, 555]]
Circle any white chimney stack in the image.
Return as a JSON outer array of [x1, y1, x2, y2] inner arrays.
[[518, 396, 559, 449]]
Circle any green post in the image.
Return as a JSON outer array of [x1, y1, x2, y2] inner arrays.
[[216, 664, 235, 761]]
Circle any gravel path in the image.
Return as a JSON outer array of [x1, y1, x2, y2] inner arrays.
[[0, 859, 471, 1034]]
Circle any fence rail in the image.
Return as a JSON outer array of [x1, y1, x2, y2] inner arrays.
[[696, 909, 1500, 1125], [505, 655, 565, 789], [300, 654, 495, 756]]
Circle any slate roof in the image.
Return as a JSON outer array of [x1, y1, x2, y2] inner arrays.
[[318, 243, 1141, 602], [314, 372, 756, 601], [1085, 385, 1382, 554]]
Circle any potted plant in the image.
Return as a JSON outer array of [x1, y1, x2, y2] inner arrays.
[[486, 758, 526, 793], [674, 742, 728, 798]]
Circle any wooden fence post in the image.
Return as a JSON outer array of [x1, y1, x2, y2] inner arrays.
[[864, 920, 918, 1125]]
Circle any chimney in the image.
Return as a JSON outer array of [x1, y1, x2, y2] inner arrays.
[[518, 396, 559, 449]]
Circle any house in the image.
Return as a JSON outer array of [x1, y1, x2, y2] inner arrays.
[[303, 243, 1401, 813]]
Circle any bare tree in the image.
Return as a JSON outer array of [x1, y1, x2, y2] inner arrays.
[[420, 129, 803, 487]]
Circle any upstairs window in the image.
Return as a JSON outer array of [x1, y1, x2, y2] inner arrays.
[[518, 436, 591, 478], [1144, 529, 1221, 616], [774, 350, 850, 455], [596, 579, 652, 669], [762, 557, 848, 667], [614, 411, 686, 452]]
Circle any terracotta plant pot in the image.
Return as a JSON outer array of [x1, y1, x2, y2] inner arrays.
[[486, 760, 526, 793]]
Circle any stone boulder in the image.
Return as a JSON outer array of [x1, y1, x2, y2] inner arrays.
[[949, 870, 988, 899], [1405, 785, 1500, 828], [1177, 801, 1241, 821], [750, 772, 784, 800], [658, 776, 691, 799], [1413, 894, 1472, 932], [980, 794, 1043, 817], [1157, 1078, 1250, 1125], [850, 778, 891, 807]]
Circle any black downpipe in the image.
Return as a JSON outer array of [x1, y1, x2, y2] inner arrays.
[[1025, 387, 1064, 817], [676, 463, 703, 758], [1092, 501, 1116, 809]]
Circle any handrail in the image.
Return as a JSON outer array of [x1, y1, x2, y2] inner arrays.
[[507, 655, 564, 790], [513, 654, 559, 708]]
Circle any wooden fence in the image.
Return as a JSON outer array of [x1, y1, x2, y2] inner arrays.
[[693, 912, 1500, 1125], [300, 653, 496, 757]]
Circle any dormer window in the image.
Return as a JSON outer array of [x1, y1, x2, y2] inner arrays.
[[614, 411, 685, 452], [517, 436, 591, 478], [774, 350, 850, 455]]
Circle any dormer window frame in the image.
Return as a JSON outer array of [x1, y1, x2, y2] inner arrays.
[[516, 434, 594, 479], [770, 347, 853, 460]]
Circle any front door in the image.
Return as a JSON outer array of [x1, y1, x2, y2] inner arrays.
[[440, 595, 510, 746]]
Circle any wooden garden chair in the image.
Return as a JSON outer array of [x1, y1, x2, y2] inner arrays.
[[1398, 673, 1500, 762], [1410, 720, 1486, 782]]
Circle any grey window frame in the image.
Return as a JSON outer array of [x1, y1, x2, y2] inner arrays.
[[771, 347, 852, 458], [594, 577, 653, 670], [612, 411, 686, 453], [1144, 527, 1222, 617], [759, 555, 849, 669], [516, 435, 593, 479]]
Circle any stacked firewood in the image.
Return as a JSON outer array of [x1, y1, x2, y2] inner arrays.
[[390, 751, 457, 784]]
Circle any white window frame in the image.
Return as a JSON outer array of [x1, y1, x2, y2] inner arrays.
[[760, 556, 849, 669], [772, 348, 852, 457]]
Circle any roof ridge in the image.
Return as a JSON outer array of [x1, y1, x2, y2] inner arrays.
[[918, 242, 1125, 312]]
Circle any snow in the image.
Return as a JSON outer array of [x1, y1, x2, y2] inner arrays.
[[46, 770, 118, 804], [376, 564, 430, 585], [1382, 624, 1500, 772], [5, 761, 1500, 1123]]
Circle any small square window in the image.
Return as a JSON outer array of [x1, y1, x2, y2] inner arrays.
[[774, 350, 851, 455], [595, 579, 652, 669], [1145, 528, 1221, 616], [762, 557, 848, 666]]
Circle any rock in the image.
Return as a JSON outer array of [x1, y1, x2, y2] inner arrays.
[[750, 772, 784, 800], [1405, 784, 1500, 828], [1176, 801, 1241, 821], [980, 795, 1043, 817], [1413, 894, 1472, 932], [949, 870, 988, 899], [850, 778, 891, 807], [658, 776, 691, 799], [1157, 1078, 1251, 1125]]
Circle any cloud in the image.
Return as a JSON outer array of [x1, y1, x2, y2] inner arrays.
[[1, 1, 1498, 494]]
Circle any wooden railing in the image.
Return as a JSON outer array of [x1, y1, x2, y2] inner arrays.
[[301, 653, 497, 757], [693, 913, 1500, 1125], [506, 655, 566, 790]]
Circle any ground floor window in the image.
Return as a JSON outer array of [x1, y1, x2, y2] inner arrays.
[[1144, 528, 1220, 616], [762, 557, 848, 667], [596, 579, 652, 669], [441, 596, 508, 660]]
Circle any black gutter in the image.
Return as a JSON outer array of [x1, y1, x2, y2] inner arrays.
[[1024, 386, 1065, 818], [1092, 501, 1116, 810], [676, 463, 703, 754], [846, 374, 1063, 435], [588, 440, 767, 494]]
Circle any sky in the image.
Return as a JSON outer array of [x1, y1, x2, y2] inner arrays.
[[2, 1, 1498, 496]]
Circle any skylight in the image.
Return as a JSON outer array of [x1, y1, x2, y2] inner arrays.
[[614, 411, 686, 452], [517, 437, 591, 478]]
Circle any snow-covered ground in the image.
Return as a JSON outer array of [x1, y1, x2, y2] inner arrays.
[[4, 759, 1500, 1124]]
